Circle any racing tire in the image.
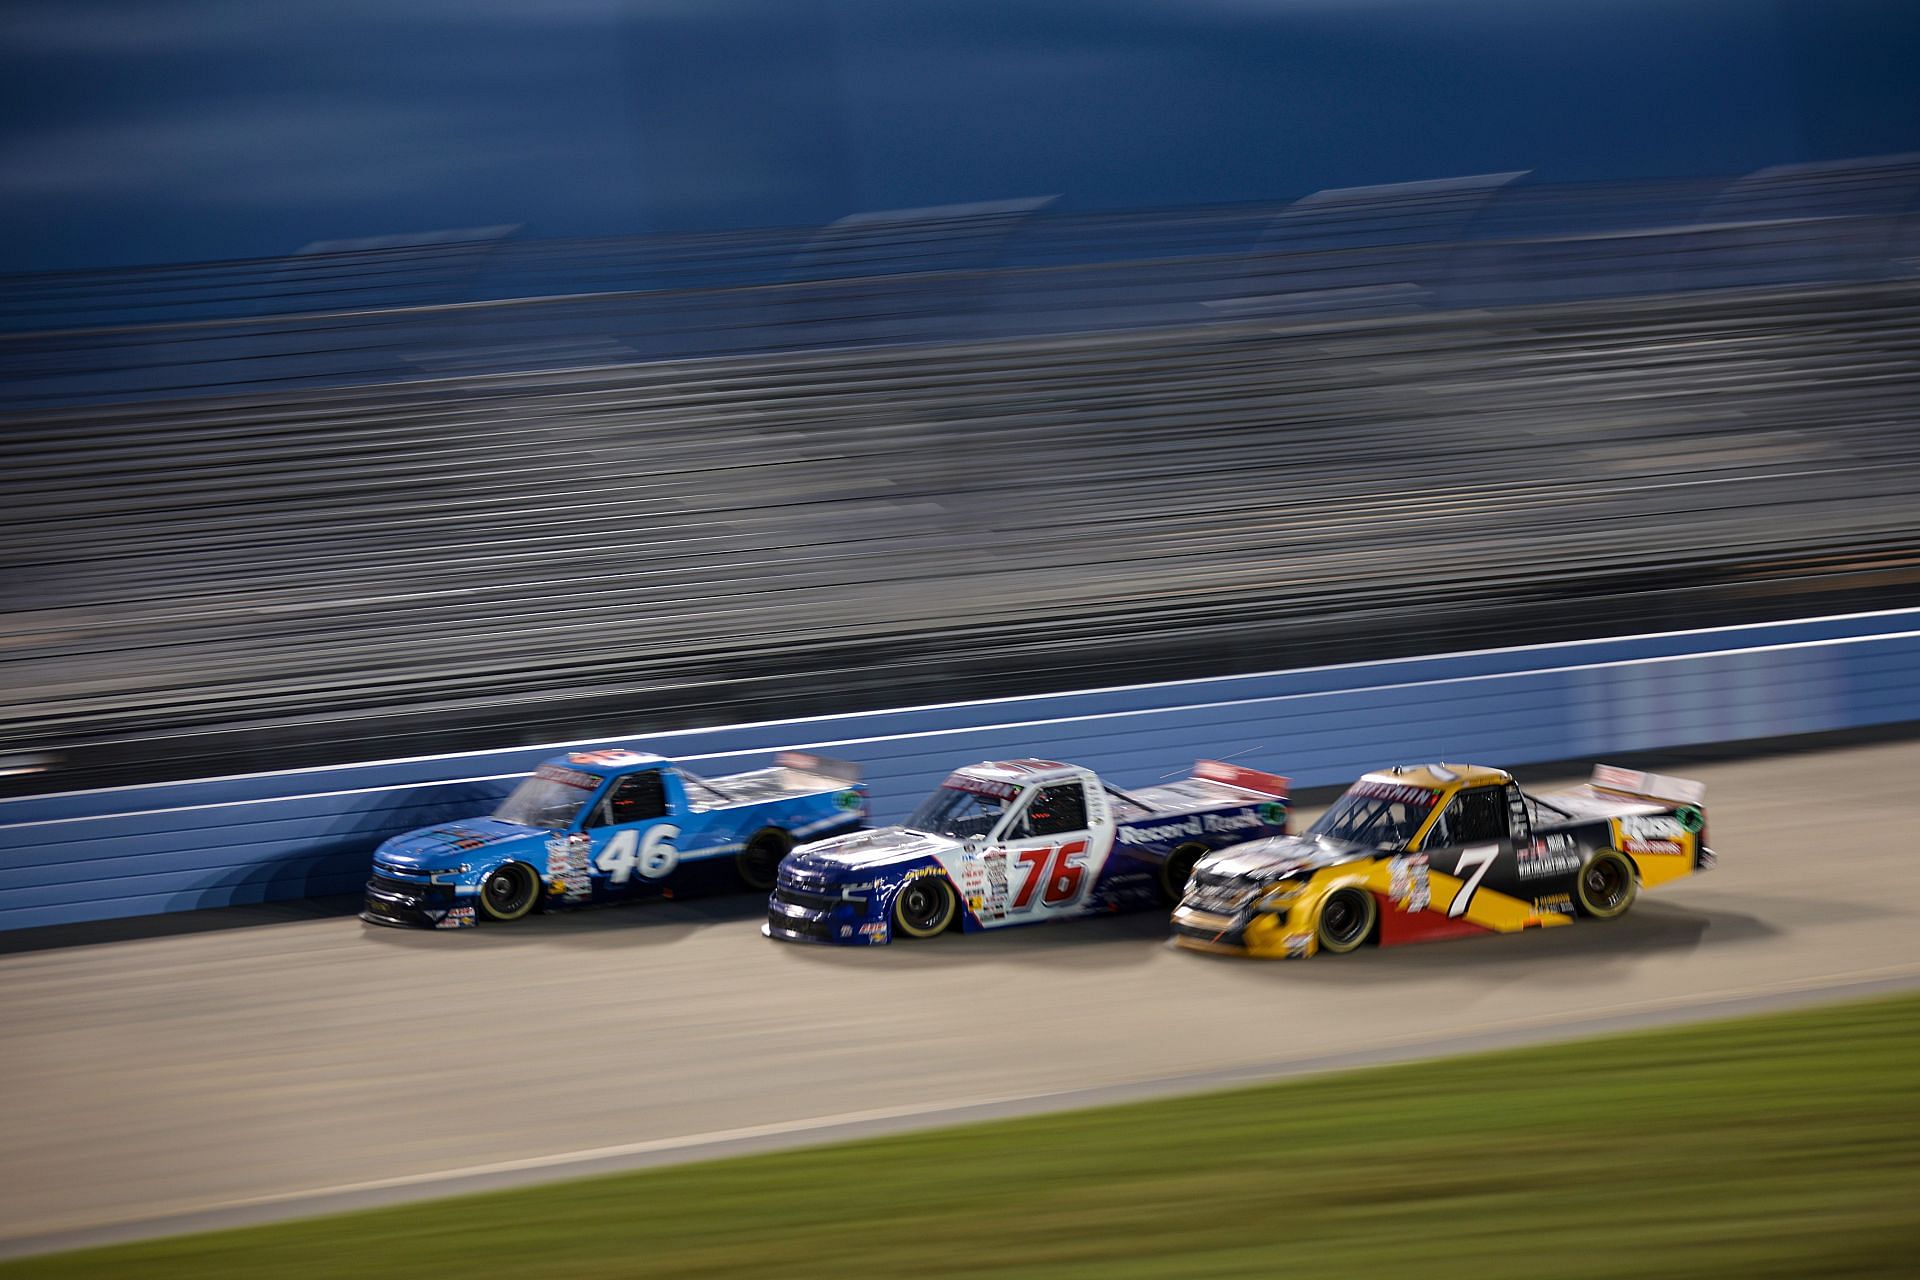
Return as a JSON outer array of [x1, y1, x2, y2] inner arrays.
[[477, 862, 541, 923], [1315, 887, 1377, 955], [1574, 850, 1637, 920], [737, 830, 792, 893], [892, 876, 958, 939], [1160, 843, 1209, 905]]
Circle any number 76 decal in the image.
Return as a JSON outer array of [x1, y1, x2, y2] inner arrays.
[[1013, 840, 1090, 908], [1447, 844, 1500, 918]]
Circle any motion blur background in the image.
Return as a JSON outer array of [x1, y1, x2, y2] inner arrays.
[[2, 0, 1919, 793], [4, 6, 1920, 1270]]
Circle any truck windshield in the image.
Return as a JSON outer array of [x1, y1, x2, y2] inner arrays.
[[494, 766, 601, 830], [905, 780, 1016, 840], [1306, 781, 1442, 851]]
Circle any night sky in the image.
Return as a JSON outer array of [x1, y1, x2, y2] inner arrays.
[[1, 0, 1915, 271]]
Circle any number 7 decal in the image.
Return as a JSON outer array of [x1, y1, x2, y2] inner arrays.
[[1447, 844, 1499, 918]]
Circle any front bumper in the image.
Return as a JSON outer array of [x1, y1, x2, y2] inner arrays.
[[764, 879, 891, 945], [1170, 905, 1252, 953], [1170, 903, 1315, 958], [362, 876, 471, 929]]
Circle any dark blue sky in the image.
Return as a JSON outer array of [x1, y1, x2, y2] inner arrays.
[[1, 0, 1915, 271]]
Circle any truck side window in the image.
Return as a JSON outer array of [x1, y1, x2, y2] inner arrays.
[[1449, 787, 1509, 843], [1018, 783, 1088, 838], [591, 770, 668, 827]]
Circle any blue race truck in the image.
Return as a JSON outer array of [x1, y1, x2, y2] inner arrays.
[[364, 749, 865, 928]]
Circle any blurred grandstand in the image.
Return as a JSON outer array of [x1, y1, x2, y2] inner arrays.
[[2, 156, 1919, 792]]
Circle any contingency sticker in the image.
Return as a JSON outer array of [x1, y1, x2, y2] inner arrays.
[[1390, 852, 1430, 912], [435, 905, 476, 929], [961, 850, 1010, 921], [546, 833, 594, 902]]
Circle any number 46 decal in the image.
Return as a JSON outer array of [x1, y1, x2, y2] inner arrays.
[[596, 825, 681, 884], [1447, 844, 1499, 918], [1013, 840, 1090, 908]]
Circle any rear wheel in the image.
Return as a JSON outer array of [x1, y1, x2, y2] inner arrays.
[[1574, 850, 1637, 919], [737, 830, 792, 892], [1160, 843, 1209, 904], [477, 862, 540, 922], [1315, 888, 1377, 955], [892, 876, 958, 939]]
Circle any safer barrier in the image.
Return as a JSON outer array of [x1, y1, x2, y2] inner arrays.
[[2, 608, 1916, 932]]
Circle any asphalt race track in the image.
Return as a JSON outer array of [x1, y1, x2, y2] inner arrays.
[[3, 734, 1919, 1258]]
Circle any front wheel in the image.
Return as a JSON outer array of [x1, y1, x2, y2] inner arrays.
[[892, 876, 958, 939], [477, 862, 541, 922], [1574, 850, 1637, 919], [1315, 887, 1377, 955]]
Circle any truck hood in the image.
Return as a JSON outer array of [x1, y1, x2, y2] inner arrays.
[[375, 818, 541, 868], [1200, 834, 1372, 881], [786, 826, 959, 877]]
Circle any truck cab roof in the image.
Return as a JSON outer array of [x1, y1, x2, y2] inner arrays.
[[952, 759, 1085, 788], [542, 748, 670, 781], [1359, 763, 1514, 793]]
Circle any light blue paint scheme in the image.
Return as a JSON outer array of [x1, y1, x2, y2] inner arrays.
[[4, 609, 1919, 931], [364, 752, 867, 925]]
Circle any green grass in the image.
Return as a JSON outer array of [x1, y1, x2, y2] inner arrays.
[[12, 994, 1920, 1279]]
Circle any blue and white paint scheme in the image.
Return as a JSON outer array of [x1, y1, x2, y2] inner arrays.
[[765, 758, 1289, 945], [364, 750, 866, 928]]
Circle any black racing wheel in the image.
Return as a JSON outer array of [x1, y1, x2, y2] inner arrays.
[[477, 862, 541, 922], [1315, 887, 1377, 955], [1574, 850, 1637, 919], [737, 830, 792, 893], [1160, 843, 1209, 905], [892, 876, 958, 939]]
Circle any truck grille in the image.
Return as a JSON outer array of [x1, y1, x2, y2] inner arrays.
[[368, 875, 452, 903], [771, 885, 841, 912]]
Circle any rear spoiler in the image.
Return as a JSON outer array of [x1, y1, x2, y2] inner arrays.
[[776, 751, 863, 785], [1588, 764, 1705, 807], [1193, 760, 1290, 799]]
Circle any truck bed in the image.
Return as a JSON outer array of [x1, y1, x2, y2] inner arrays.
[[692, 753, 859, 811], [1130, 776, 1276, 814]]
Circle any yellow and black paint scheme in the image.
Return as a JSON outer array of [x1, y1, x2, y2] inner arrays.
[[1171, 762, 1711, 958]]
